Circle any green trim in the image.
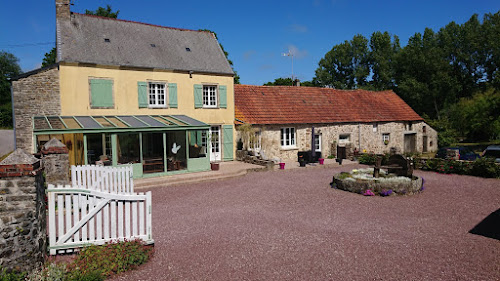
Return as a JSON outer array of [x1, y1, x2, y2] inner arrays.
[[83, 134, 88, 165], [187, 157, 210, 172], [222, 125, 234, 161], [194, 84, 203, 108], [219, 85, 227, 108], [58, 116, 68, 129], [44, 116, 53, 129], [115, 116, 132, 127], [168, 83, 178, 108], [72, 116, 84, 128], [111, 134, 118, 165], [168, 115, 190, 126], [163, 132, 167, 173], [33, 125, 210, 135], [102, 116, 118, 127], [89, 116, 104, 128], [139, 133, 143, 164], [47, 189, 91, 193]]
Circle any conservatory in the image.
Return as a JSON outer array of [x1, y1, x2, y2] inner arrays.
[[33, 115, 210, 178]]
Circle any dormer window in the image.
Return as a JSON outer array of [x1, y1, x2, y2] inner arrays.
[[104, 38, 110, 43], [185, 47, 191, 52], [151, 44, 156, 47]]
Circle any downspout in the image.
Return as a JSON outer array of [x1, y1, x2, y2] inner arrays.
[[9, 79, 16, 149], [358, 123, 361, 151]]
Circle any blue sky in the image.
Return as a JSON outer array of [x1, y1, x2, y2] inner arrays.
[[1, 0, 499, 85]]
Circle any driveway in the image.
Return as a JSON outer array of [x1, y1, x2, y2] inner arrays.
[[114, 166, 500, 280], [0, 129, 14, 158]]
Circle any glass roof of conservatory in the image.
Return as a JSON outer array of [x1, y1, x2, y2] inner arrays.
[[33, 115, 209, 133]]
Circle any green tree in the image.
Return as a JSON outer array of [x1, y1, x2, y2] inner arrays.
[[315, 34, 369, 89], [41, 47, 56, 68], [0, 51, 21, 128], [85, 4, 119, 18], [42, 5, 120, 67], [448, 88, 500, 141], [368, 31, 400, 90], [482, 11, 500, 88], [263, 77, 294, 86], [198, 29, 240, 84]]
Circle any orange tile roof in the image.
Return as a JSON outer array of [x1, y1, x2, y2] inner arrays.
[[235, 85, 423, 125]]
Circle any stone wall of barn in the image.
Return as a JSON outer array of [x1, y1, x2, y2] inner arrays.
[[11, 66, 61, 153], [239, 121, 437, 161]]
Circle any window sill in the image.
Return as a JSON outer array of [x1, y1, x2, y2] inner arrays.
[[280, 146, 298, 151], [148, 106, 168, 109]]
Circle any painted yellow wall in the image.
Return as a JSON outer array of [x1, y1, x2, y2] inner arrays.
[[59, 64, 236, 158]]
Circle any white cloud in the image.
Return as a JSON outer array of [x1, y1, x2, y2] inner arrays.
[[285, 45, 308, 59], [289, 24, 308, 33], [243, 50, 256, 60]]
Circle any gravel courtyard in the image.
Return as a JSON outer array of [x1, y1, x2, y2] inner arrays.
[[115, 165, 500, 281]]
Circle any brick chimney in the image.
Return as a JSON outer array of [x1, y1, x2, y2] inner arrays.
[[55, 0, 70, 21]]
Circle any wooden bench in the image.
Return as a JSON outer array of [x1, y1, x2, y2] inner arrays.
[[373, 154, 413, 178]]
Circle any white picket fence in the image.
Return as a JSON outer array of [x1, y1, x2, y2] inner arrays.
[[71, 165, 134, 194], [47, 165, 153, 255]]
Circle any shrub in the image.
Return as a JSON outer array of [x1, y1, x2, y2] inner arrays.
[[67, 239, 153, 279], [470, 157, 500, 178], [358, 153, 377, 165], [26, 262, 66, 281], [0, 268, 25, 281]]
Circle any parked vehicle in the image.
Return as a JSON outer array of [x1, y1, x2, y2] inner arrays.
[[435, 147, 480, 161], [482, 145, 500, 163]]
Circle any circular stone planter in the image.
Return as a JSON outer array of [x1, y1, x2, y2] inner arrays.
[[331, 168, 423, 196]]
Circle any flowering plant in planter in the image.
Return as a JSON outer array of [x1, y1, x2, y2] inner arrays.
[[363, 189, 375, 196], [380, 189, 393, 196], [384, 140, 389, 145]]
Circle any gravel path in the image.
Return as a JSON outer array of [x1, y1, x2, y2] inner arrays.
[[114, 165, 500, 281]]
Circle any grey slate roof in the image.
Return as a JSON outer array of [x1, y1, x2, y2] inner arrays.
[[57, 13, 234, 75]]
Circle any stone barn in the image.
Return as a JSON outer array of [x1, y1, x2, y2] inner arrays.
[[234, 85, 437, 161]]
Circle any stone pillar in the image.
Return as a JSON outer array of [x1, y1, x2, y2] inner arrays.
[[41, 138, 70, 186], [0, 149, 46, 273]]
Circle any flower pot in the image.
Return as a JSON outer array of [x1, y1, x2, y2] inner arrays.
[[319, 158, 325, 165], [279, 162, 286, 170], [211, 162, 220, 171]]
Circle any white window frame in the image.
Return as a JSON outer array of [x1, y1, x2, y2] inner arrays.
[[382, 133, 390, 144], [373, 124, 378, 132], [280, 127, 296, 149], [314, 133, 321, 152], [339, 134, 350, 143], [203, 85, 218, 108], [148, 82, 167, 108]]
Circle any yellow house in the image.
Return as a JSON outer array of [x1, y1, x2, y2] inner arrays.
[[11, 0, 235, 178]]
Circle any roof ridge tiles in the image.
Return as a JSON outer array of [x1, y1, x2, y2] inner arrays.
[[74, 12, 209, 34]]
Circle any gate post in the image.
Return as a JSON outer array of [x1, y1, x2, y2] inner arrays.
[[0, 149, 46, 273], [42, 138, 70, 186]]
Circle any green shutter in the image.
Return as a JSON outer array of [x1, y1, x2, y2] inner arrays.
[[90, 79, 113, 108], [168, 83, 178, 108], [189, 131, 196, 146], [194, 84, 203, 108], [222, 125, 233, 161], [196, 130, 203, 146], [138, 81, 148, 108], [219, 85, 227, 108]]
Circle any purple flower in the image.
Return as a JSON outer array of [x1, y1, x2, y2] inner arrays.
[[363, 189, 375, 196], [380, 189, 393, 197]]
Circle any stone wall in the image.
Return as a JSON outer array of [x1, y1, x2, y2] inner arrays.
[[240, 121, 438, 161], [12, 66, 60, 153], [0, 151, 46, 273]]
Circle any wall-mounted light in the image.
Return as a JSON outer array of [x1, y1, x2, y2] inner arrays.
[[189, 71, 193, 78]]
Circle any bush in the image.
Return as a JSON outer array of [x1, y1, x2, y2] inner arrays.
[[26, 263, 66, 281], [0, 268, 26, 281], [358, 153, 377, 165], [470, 157, 500, 178], [67, 239, 153, 279]]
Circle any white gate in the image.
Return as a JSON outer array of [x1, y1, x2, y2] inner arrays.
[[71, 165, 134, 194], [47, 165, 153, 255]]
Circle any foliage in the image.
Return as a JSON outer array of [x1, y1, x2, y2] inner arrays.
[[41, 48, 57, 68], [0, 268, 25, 281], [67, 239, 153, 278], [447, 89, 500, 141], [85, 5, 119, 18], [312, 10, 500, 143], [315, 34, 370, 89], [263, 77, 318, 87], [26, 262, 67, 281], [237, 123, 257, 150], [358, 153, 377, 165], [416, 157, 499, 178], [0, 51, 20, 128]]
